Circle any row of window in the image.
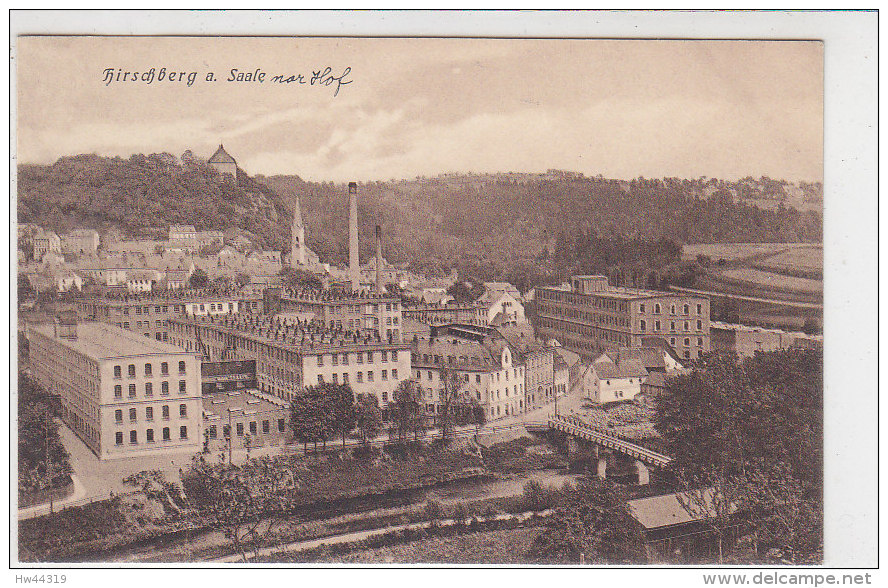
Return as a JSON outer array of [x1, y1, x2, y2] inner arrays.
[[113, 380, 187, 398], [639, 319, 704, 332], [114, 403, 189, 423], [115, 426, 187, 445], [319, 368, 399, 384], [207, 418, 286, 438], [638, 303, 703, 315], [328, 302, 399, 314], [320, 350, 399, 367], [114, 361, 186, 378]]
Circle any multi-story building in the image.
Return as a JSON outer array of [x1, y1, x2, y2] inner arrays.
[[535, 275, 711, 362], [402, 302, 480, 326], [168, 225, 198, 251], [277, 289, 403, 342], [410, 333, 525, 421], [167, 314, 411, 406], [28, 319, 202, 459], [33, 230, 61, 262], [709, 321, 823, 357], [474, 286, 526, 326], [496, 324, 556, 411], [196, 230, 224, 250], [76, 289, 264, 344], [60, 229, 100, 255]]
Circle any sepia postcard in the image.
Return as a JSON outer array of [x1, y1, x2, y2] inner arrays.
[[8, 9, 878, 580]]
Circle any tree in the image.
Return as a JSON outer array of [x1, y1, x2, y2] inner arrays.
[[328, 383, 357, 447], [389, 379, 426, 444], [736, 461, 823, 564], [355, 394, 383, 445], [438, 367, 478, 444], [234, 272, 251, 287], [213, 275, 232, 288], [18, 273, 35, 302], [289, 386, 335, 452], [17, 374, 72, 497], [530, 476, 646, 564], [470, 401, 487, 433], [181, 455, 297, 562], [189, 268, 209, 289], [279, 267, 322, 290], [654, 349, 823, 563]]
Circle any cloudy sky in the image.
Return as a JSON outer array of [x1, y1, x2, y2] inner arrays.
[[17, 37, 822, 182]]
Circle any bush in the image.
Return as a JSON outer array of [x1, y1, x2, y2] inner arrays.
[[424, 500, 443, 522]]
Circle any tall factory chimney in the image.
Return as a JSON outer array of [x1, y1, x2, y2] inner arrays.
[[348, 182, 359, 291], [375, 225, 383, 294]]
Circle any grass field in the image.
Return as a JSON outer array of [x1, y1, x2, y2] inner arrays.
[[325, 527, 541, 564], [720, 268, 822, 294], [757, 246, 823, 272], [681, 243, 796, 262]]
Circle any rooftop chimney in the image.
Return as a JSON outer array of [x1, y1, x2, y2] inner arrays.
[[375, 225, 383, 294], [54, 312, 79, 340], [348, 182, 359, 292]]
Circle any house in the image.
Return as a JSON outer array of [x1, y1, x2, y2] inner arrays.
[[169, 225, 198, 251], [33, 230, 61, 261], [196, 230, 225, 250], [247, 250, 282, 264], [163, 270, 189, 290], [581, 357, 649, 403], [40, 251, 66, 270], [627, 488, 742, 563], [27, 270, 83, 293], [483, 282, 521, 300], [217, 245, 239, 262], [231, 235, 252, 252], [61, 229, 100, 255], [126, 269, 161, 293], [596, 344, 684, 375], [475, 287, 526, 326], [411, 332, 526, 420], [419, 288, 454, 305]]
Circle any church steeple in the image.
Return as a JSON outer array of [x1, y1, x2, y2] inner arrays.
[[290, 196, 306, 266]]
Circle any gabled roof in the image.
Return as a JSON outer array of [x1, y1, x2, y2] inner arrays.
[[555, 347, 581, 368], [627, 488, 736, 530], [614, 346, 668, 371], [208, 144, 236, 164], [593, 358, 648, 380]]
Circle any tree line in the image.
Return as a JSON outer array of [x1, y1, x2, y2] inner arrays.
[[289, 371, 486, 451]]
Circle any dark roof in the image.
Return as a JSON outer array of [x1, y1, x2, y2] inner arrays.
[[616, 346, 667, 370], [208, 144, 236, 164], [593, 358, 648, 379]]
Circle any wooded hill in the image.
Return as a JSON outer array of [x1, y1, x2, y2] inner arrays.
[[18, 153, 822, 289]]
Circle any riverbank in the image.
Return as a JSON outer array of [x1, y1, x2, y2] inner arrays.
[[21, 436, 571, 563]]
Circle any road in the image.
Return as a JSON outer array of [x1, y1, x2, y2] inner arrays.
[[20, 390, 585, 515]]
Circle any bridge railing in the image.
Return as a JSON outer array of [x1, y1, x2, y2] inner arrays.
[[548, 414, 673, 468]]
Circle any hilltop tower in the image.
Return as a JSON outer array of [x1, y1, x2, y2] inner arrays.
[[208, 144, 237, 184], [290, 196, 306, 266]]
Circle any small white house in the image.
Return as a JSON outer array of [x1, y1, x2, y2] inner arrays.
[[126, 269, 160, 293], [581, 358, 649, 404]]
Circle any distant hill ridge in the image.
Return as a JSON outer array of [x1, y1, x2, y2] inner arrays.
[[18, 153, 822, 285]]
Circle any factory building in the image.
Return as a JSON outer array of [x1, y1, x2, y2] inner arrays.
[[28, 318, 202, 459], [168, 313, 411, 406]]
